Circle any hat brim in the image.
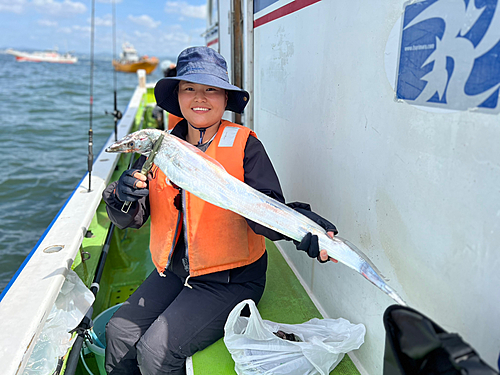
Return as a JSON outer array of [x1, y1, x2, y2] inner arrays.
[[154, 74, 250, 118]]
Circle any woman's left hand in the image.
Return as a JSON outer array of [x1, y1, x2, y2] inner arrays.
[[295, 231, 338, 264]]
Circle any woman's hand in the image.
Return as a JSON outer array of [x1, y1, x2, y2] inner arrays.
[[115, 169, 149, 202], [289, 202, 339, 264], [319, 231, 338, 263], [295, 231, 339, 264]]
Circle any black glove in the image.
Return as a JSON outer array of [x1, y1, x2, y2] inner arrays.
[[295, 232, 320, 258], [288, 202, 338, 234], [115, 169, 149, 202], [288, 202, 338, 263]]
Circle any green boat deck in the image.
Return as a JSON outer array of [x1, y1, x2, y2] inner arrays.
[[191, 240, 361, 375]]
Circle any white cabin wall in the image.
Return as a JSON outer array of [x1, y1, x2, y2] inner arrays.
[[217, 0, 232, 74], [209, 0, 253, 126], [243, 0, 254, 129], [252, 1, 500, 374], [215, 0, 235, 122]]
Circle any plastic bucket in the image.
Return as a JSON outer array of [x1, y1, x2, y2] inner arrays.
[[85, 303, 123, 375]]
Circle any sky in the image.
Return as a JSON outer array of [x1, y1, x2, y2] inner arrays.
[[0, 0, 208, 58]]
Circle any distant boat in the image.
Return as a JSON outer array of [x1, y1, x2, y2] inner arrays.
[[6, 48, 77, 64], [112, 42, 158, 75]]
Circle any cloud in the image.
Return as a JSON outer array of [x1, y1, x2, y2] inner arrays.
[[192, 27, 205, 36], [114, 24, 204, 57], [32, 0, 86, 16], [160, 31, 191, 44], [38, 19, 58, 26], [58, 26, 72, 34], [169, 24, 184, 33], [154, 29, 205, 56], [96, 0, 122, 3], [56, 24, 91, 34], [73, 25, 91, 33], [0, 0, 27, 13], [93, 14, 113, 27], [165, 1, 206, 19], [133, 30, 154, 39], [128, 14, 161, 28], [1, 0, 87, 15]]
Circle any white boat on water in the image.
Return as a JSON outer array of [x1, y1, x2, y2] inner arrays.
[[6, 48, 78, 64]]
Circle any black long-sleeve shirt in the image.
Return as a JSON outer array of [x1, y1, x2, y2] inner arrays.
[[102, 121, 288, 283]]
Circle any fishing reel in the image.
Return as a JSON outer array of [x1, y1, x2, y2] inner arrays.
[[105, 108, 123, 120]]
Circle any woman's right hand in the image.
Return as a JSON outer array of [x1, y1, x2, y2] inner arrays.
[[115, 169, 149, 202]]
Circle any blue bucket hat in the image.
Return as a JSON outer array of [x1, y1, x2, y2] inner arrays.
[[154, 47, 249, 118]]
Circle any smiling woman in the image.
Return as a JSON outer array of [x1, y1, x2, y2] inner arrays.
[[101, 46, 338, 375]]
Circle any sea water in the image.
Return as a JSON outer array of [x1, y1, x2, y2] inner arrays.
[[0, 53, 164, 292]]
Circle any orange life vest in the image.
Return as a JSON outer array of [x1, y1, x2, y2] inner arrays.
[[148, 121, 266, 277], [168, 113, 183, 130]]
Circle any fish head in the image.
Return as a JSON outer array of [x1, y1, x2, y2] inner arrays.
[[105, 129, 161, 155]]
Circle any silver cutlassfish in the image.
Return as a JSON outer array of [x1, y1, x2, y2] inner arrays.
[[106, 128, 406, 305]]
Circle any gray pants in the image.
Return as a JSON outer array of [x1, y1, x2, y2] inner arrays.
[[105, 270, 266, 375]]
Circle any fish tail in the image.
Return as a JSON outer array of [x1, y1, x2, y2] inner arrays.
[[384, 284, 407, 306], [338, 237, 406, 305], [338, 237, 389, 281], [361, 262, 407, 305]]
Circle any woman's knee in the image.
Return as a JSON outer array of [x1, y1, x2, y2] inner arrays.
[[105, 319, 142, 374], [136, 337, 187, 375], [106, 314, 140, 343], [105, 316, 122, 341]]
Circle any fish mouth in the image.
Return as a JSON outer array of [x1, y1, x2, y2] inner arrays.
[[105, 145, 133, 153]]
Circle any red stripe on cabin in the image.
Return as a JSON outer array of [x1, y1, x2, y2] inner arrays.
[[207, 38, 219, 47], [254, 0, 322, 28]]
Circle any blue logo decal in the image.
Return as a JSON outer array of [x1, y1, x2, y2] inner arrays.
[[254, 0, 280, 13], [396, 0, 500, 112]]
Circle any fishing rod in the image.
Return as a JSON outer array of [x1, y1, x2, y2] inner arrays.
[[63, 223, 113, 375], [105, 0, 122, 140], [87, 0, 95, 193], [64, 211, 113, 375], [63, 306, 93, 375], [64, 222, 120, 373]]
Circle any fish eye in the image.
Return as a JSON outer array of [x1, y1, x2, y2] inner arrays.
[[128, 141, 135, 147]]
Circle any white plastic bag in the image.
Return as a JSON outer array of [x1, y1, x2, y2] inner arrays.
[[224, 299, 365, 375], [23, 270, 95, 375]]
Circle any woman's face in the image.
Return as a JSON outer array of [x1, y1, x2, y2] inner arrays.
[[177, 81, 228, 128]]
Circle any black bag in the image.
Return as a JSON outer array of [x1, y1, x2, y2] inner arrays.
[[383, 305, 499, 375]]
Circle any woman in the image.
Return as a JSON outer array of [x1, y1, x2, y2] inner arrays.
[[102, 46, 337, 375]]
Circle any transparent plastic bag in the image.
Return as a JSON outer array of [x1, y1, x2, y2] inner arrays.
[[23, 270, 95, 375], [224, 299, 366, 375]]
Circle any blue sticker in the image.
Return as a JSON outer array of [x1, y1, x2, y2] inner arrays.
[[396, 0, 500, 111], [254, 0, 280, 13]]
